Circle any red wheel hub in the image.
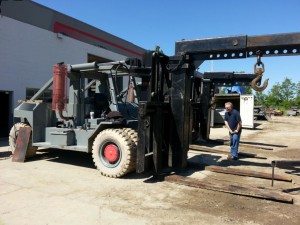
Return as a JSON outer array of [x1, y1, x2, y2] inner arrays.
[[103, 144, 120, 163]]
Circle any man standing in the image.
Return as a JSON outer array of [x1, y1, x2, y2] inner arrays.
[[224, 102, 242, 160]]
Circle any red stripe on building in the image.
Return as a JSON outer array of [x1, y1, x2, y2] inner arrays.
[[53, 21, 144, 58]]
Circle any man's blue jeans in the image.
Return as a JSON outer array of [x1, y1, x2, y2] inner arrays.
[[230, 133, 240, 158]]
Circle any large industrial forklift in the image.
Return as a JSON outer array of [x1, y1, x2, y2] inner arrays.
[[9, 32, 300, 177], [9, 59, 146, 177]]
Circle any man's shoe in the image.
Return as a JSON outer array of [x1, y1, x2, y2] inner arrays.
[[227, 155, 238, 160], [227, 155, 233, 160]]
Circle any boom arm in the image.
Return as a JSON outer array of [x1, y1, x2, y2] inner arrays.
[[175, 32, 300, 59]]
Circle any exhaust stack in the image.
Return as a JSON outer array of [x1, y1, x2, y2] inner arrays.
[[52, 64, 68, 120]]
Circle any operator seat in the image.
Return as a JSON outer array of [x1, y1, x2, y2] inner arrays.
[[93, 93, 110, 118]]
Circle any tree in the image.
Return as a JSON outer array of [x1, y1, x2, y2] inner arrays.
[[254, 91, 267, 106], [279, 78, 296, 102], [295, 81, 300, 107], [244, 86, 253, 95], [263, 77, 297, 109]]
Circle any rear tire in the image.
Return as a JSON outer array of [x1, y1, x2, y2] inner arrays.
[[92, 128, 136, 178], [9, 122, 37, 158]]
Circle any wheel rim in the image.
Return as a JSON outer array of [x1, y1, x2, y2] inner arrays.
[[103, 144, 119, 163], [100, 143, 121, 167]]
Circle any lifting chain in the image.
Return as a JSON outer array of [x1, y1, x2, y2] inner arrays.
[[250, 51, 269, 92]]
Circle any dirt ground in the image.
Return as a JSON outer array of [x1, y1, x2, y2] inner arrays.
[[0, 116, 300, 225]]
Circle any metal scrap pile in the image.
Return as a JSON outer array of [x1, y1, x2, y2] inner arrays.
[[286, 107, 300, 116], [254, 106, 271, 120]]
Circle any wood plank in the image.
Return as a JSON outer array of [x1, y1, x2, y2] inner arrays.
[[190, 145, 227, 153], [165, 174, 293, 204], [206, 165, 292, 182], [189, 145, 267, 159], [208, 139, 276, 150], [223, 141, 274, 150], [12, 127, 31, 162]]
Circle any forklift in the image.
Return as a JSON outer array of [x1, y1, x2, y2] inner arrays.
[[9, 32, 300, 177], [10, 59, 146, 177]]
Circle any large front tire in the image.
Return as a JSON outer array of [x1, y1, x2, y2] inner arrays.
[[122, 128, 137, 171], [9, 123, 37, 158], [92, 129, 136, 178]]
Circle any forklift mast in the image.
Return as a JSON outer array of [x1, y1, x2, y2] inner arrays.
[[137, 32, 300, 174]]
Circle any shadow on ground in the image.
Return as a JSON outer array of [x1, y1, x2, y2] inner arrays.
[[0, 151, 11, 159], [275, 161, 300, 176], [282, 186, 300, 195], [0, 138, 8, 147], [188, 153, 271, 169], [27, 148, 150, 180], [27, 149, 96, 169], [0, 138, 11, 160], [218, 158, 271, 168]]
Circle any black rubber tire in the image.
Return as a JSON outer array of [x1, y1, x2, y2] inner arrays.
[[122, 128, 137, 171], [9, 122, 37, 158], [92, 128, 136, 178]]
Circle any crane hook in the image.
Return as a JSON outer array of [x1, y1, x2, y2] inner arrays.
[[251, 61, 269, 92]]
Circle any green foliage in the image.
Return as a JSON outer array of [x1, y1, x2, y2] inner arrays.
[[244, 86, 253, 95], [254, 91, 266, 106], [295, 82, 300, 106], [297, 82, 300, 97], [255, 77, 299, 110]]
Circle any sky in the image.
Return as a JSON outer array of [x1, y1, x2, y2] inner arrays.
[[33, 0, 300, 92]]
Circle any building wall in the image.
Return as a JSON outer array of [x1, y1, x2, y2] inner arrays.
[[1, 0, 145, 58], [0, 16, 127, 107], [0, 1, 146, 137]]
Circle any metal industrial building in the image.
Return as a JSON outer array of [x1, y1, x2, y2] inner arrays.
[[0, 0, 145, 138]]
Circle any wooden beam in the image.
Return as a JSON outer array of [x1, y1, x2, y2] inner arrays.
[[223, 141, 274, 150], [208, 139, 275, 150], [165, 174, 293, 204], [205, 165, 292, 182], [189, 145, 267, 159], [12, 127, 31, 163]]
